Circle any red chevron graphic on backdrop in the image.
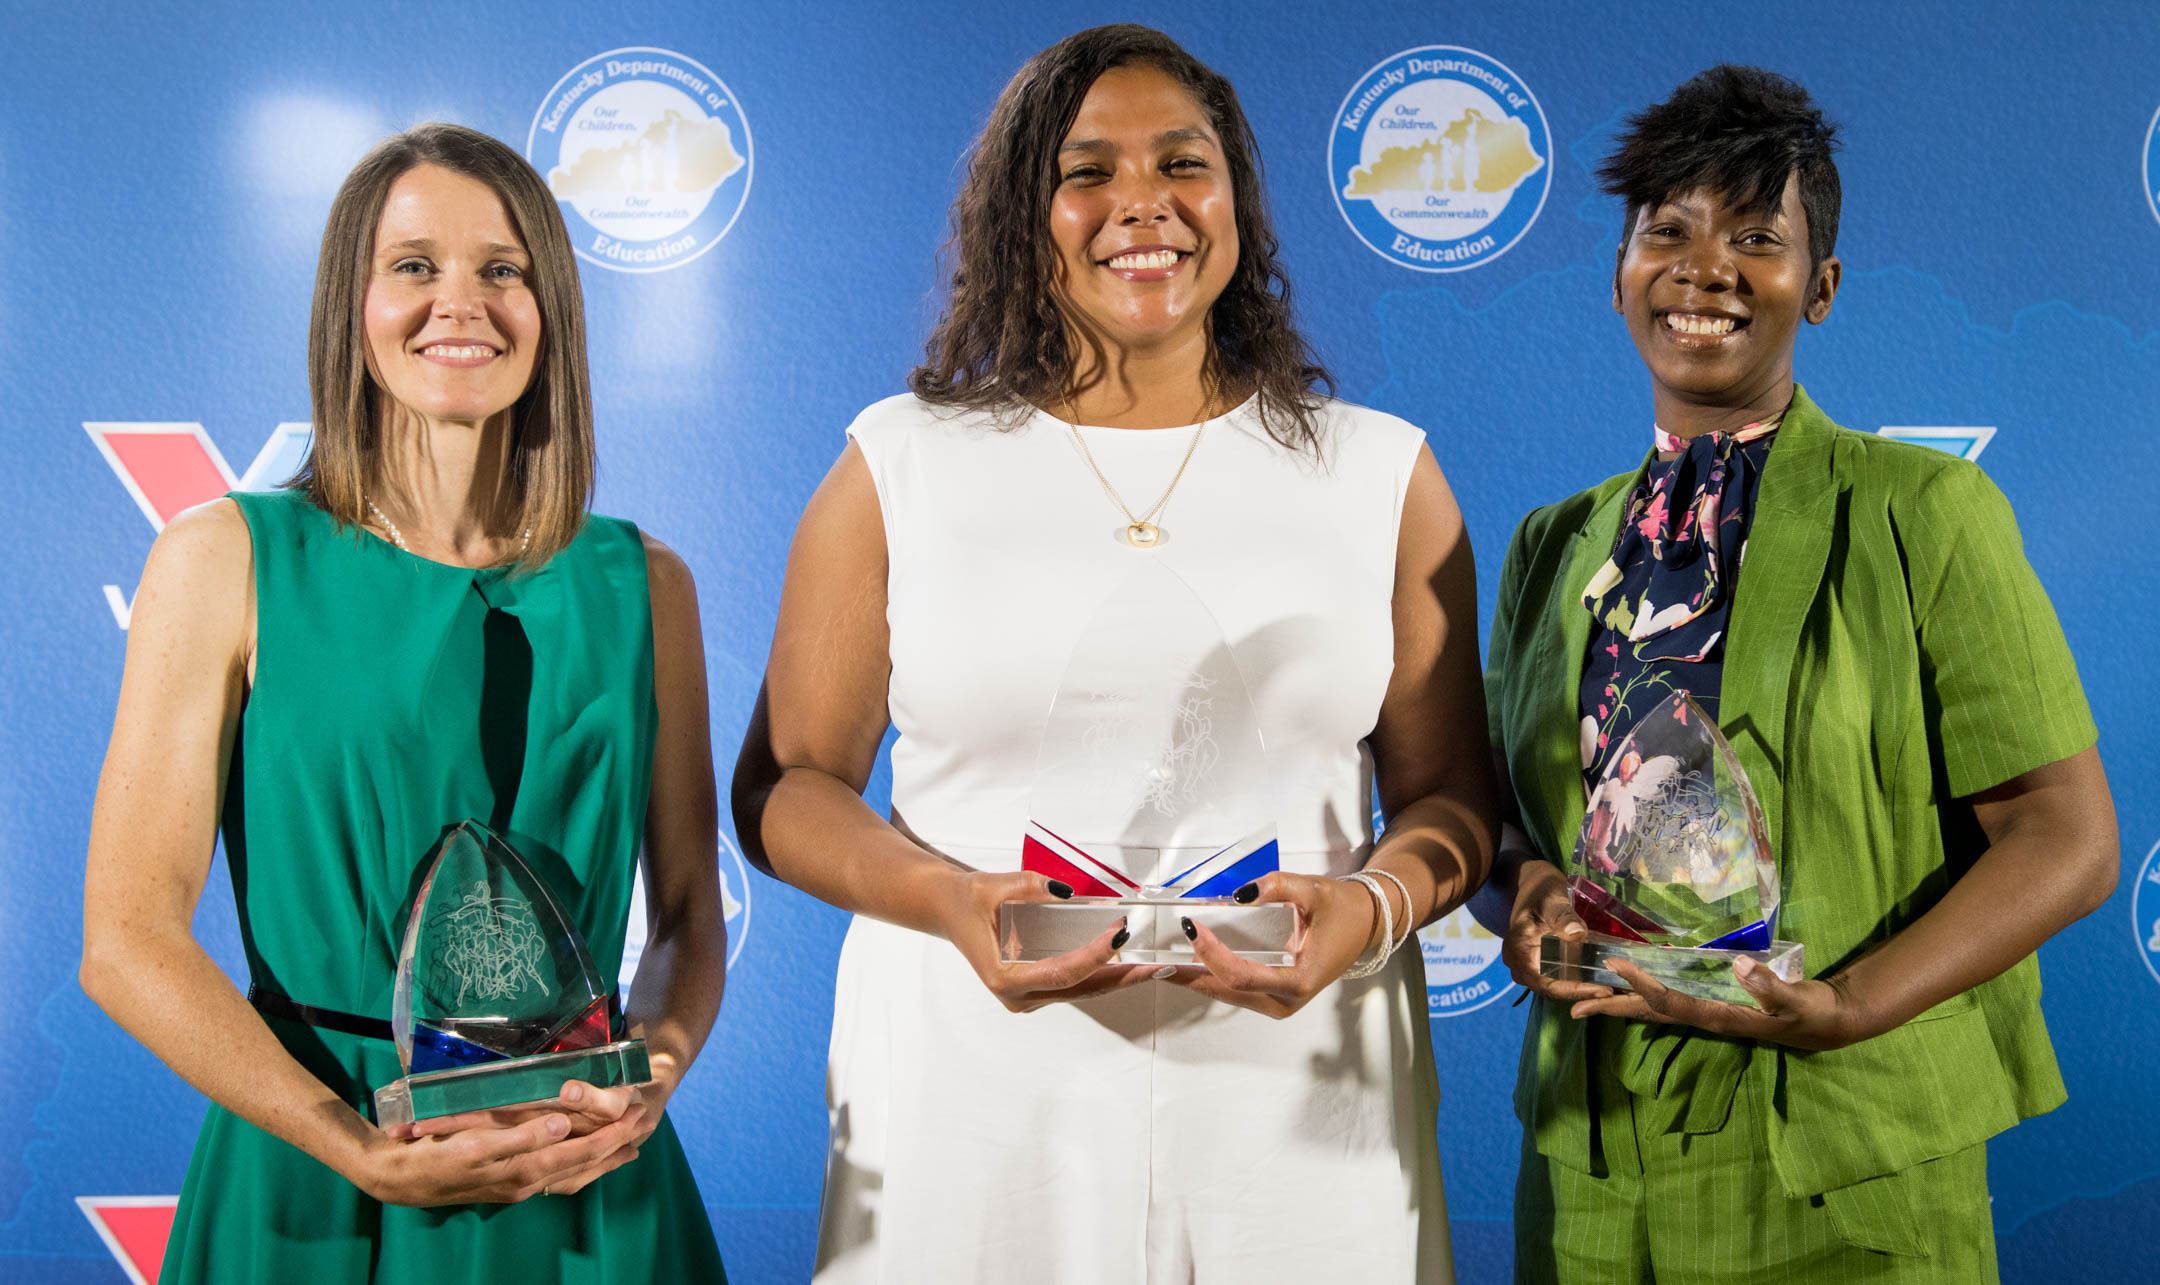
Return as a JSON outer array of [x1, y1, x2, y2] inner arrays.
[[76, 1196, 176, 1284], [75, 424, 305, 1265], [85, 422, 313, 532]]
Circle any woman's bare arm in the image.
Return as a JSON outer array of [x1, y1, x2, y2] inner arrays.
[[622, 535, 729, 1092], [733, 444, 1141, 1011], [81, 500, 642, 1205], [732, 445, 953, 926], [1174, 447, 1503, 1016], [1362, 447, 1502, 932]]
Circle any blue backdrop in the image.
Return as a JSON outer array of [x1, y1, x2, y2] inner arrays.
[[4, 2, 2156, 1280]]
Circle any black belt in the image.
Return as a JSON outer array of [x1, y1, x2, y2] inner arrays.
[[248, 985, 625, 1043], [249, 985, 394, 1041]]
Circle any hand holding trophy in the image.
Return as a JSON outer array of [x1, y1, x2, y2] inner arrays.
[[374, 822, 652, 1129], [1537, 691, 1803, 1006], [999, 559, 1299, 968]]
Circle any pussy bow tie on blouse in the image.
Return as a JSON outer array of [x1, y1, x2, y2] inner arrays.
[[1580, 418, 1779, 664]]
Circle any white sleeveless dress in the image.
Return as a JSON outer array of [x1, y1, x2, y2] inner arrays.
[[814, 394, 1453, 1284]]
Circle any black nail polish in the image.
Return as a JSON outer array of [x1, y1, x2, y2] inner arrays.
[[1047, 879, 1074, 900], [1181, 916, 1197, 940], [1111, 927, 1130, 951], [1232, 882, 1259, 904]]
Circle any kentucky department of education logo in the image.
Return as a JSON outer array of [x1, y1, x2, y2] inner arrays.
[[1420, 906, 1509, 1017], [2135, 838, 2160, 989], [528, 47, 753, 273], [1330, 46, 1550, 272], [2145, 103, 2160, 230]]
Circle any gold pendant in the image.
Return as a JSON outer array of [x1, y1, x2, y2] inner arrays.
[[1124, 522, 1161, 548]]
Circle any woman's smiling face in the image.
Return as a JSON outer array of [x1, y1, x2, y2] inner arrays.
[[363, 163, 543, 428], [1048, 64, 1238, 360], [1613, 174, 1838, 418]]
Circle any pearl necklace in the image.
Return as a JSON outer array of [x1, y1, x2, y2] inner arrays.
[[365, 494, 530, 562]]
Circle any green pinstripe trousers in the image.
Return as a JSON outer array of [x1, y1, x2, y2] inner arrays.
[[1513, 1027, 1996, 1284]]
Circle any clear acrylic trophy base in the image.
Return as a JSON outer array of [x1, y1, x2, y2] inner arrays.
[[374, 1039, 651, 1129], [1538, 931, 1804, 1007], [1000, 896, 1299, 966]]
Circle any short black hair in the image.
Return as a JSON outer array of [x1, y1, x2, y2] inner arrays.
[[1598, 65, 1842, 269]]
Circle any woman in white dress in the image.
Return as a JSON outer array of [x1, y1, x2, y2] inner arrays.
[[733, 24, 1497, 1283]]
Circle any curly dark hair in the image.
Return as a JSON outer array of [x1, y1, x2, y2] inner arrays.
[[908, 24, 1332, 453], [1597, 64, 1843, 270]]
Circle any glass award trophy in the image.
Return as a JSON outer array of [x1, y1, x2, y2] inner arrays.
[[999, 559, 1298, 966], [1537, 692, 1804, 1005], [373, 820, 650, 1128]]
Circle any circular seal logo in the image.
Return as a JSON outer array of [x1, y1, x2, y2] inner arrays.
[[527, 47, 753, 274], [2144, 104, 2160, 230], [1420, 905, 1510, 1017], [1329, 46, 1550, 273], [619, 827, 754, 995], [2134, 838, 2160, 989]]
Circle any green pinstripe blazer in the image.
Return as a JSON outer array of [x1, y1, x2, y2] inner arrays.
[[1486, 387, 2097, 1197]]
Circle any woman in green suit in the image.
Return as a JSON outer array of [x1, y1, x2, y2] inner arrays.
[[1483, 66, 2118, 1282], [80, 125, 727, 1282]]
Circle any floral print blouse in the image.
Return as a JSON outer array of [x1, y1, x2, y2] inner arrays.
[[1578, 417, 1779, 787]]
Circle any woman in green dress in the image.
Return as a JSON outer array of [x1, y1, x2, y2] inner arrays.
[[80, 124, 729, 1283]]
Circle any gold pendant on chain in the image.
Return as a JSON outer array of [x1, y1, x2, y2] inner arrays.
[[1124, 522, 1162, 548]]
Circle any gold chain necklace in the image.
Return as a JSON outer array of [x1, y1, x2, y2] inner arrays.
[[1060, 399, 1211, 549]]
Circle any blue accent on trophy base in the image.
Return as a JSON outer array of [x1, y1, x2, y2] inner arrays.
[[1170, 839, 1281, 898], [1702, 920, 1772, 951], [410, 1025, 513, 1073]]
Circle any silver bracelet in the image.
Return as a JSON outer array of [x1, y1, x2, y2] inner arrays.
[[1339, 872, 1396, 979], [1363, 867, 1416, 946]]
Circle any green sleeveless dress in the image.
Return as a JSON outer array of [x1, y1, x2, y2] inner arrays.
[[160, 488, 727, 1284]]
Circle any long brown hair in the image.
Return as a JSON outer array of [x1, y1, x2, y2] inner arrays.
[[909, 25, 1332, 453], [296, 122, 592, 565]]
